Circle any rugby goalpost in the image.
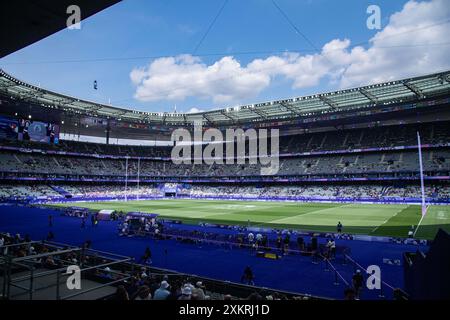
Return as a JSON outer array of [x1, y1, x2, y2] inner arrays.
[[413, 131, 429, 237], [124, 156, 141, 202]]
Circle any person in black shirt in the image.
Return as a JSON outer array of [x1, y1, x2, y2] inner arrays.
[[311, 236, 318, 251], [241, 266, 255, 285], [297, 236, 305, 251], [46, 231, 54, 241], [352, 270, 364, 299], [140, 246, 152, 264], [337, 221, 343, 233]]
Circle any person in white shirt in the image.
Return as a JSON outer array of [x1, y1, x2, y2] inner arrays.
[[248, 232, 254, 244], [326, 239, 336, 259]]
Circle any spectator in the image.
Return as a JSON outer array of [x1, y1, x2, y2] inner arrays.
[[241, 266, 255, 286], [134, 285, 152, 300], [178, 285, 192, 300], [112, 285, 129, 301], [192, 281, 206, 300], [153, 280, 171, 300], [352, 270, 364, 299], [246, 292, 264, 300]]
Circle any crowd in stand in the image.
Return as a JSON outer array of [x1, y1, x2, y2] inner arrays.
[[0, 121, 448, 179], [1, 148, 448, 177], [0, 183, 449, 202], [1, 121, 448, 158], [178, 185, 450, 201]]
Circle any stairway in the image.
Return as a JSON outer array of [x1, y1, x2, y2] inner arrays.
[[49, 185, 72, 198]]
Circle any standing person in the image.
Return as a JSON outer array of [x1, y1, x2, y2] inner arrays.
[[326, 238, 336, 259], [48, 215, 53, 227], [241, 266, 255, 286], [255, 233, 263, 245], [276, 235, 282, 250], [297, 236, 305, 252], [140, 246, 152, 264], [283, 234, 290, 255], [311, 236, 318, 251], [81, 216, 86, 229], [337, 221, 343, 233], [91, 213, 96, 227], [247, 232, 254, 246], [46, 231, 54, 241], [329, 239, 336, 259], [352, 270, 364, 299]]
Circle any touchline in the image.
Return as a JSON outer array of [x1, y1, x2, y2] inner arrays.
[[170, 124, 280, 175]]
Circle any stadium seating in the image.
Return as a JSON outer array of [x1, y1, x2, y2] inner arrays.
[[0, 183, 448, 202], [0, 121, 448, 203]]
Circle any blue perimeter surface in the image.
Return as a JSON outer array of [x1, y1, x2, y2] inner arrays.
[[0, 204, 428, 299]]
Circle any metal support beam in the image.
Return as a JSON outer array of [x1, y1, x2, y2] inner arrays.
[[279, 101, 302, 117], [0, 82, 19, 90], [202, 113, 214, 126], [19, 90, 45, 101], [404, 82, 424, 99], [251, 107, 268, 120], [359, 88, 378, 104], [319, 95, 337, 110], [220, 110, 236, 123]]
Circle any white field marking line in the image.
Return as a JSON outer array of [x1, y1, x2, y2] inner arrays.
[[269, 203, 354, 224], [154, 202, 273, 219], [370, 206, 407, 233]]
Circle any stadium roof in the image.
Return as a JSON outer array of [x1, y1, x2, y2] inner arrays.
[[0, 0, 121, 58], [1, 68, 450, 126]]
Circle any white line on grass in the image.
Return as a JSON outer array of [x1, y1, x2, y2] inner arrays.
[[370, 206, 406, 233], [268, 203, 353, 224]]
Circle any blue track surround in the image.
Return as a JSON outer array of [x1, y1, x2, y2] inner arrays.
[[0, 203, 430, 300]]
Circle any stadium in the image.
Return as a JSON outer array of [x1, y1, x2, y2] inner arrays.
[[0, 0, 449, 305]]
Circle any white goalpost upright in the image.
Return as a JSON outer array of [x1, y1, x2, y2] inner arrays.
[[125, 156, 129, 202], [414, 131, 428, 237], [137, 157, 141, 201], [417, 131, 427, 215]]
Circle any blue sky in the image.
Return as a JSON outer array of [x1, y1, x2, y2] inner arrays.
[[1, 0, 449, 113]]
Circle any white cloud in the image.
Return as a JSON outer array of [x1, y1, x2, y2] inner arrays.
[[130, 0, 450, 105], [187, 107, 204, 113]]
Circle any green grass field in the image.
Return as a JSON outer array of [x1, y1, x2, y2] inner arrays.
[[50, 199, 450, 239]]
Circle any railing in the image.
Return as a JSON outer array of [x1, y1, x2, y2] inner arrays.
[[343, 254, 398, 298], [0, 242, 133, 300]]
